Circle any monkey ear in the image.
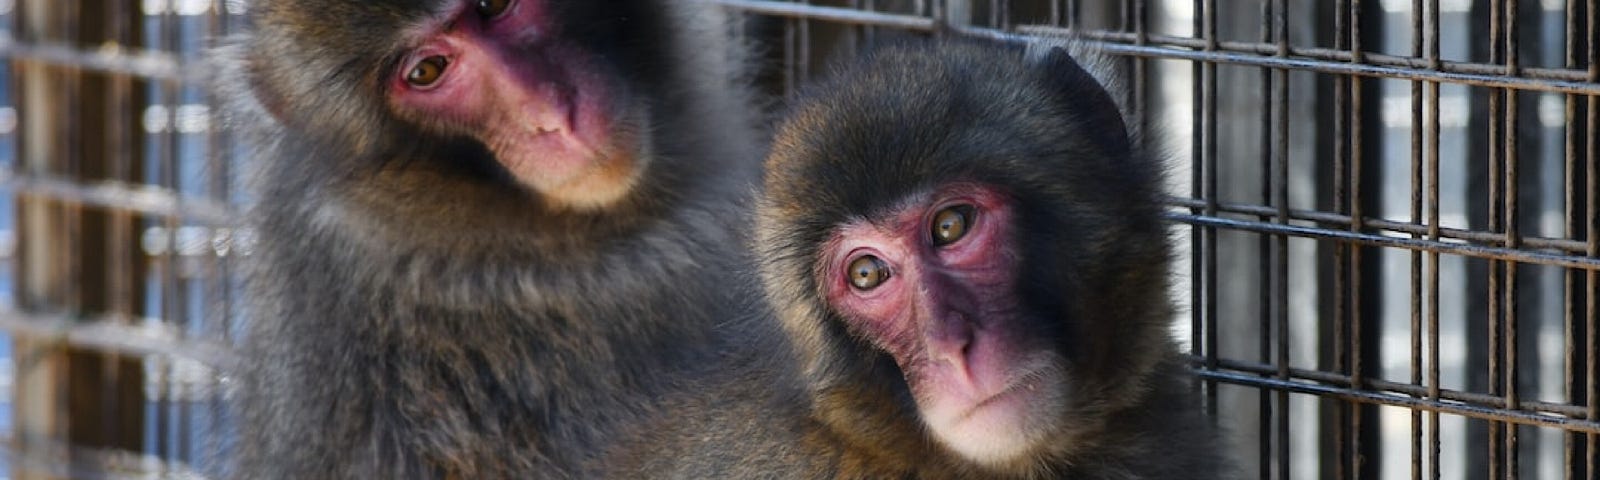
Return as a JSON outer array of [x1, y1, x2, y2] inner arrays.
[[1033, 47, 1131, 158]]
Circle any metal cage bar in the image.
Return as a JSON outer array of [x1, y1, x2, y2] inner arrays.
[[0, 1, 1587, 479]]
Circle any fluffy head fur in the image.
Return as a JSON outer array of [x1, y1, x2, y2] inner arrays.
[[754, 38, 1219, 478]]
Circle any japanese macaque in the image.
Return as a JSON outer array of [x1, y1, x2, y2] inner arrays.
[[219, 0, 763, 477], [595, 38, 1226, 479]]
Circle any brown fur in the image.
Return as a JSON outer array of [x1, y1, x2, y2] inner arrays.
[[593, 38, 1229, 479]]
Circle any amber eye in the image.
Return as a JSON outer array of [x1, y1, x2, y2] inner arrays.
[[476, 0, 512, 18], [405, 56, 449, 87], [931, 205, 976, 247], [846, 255, 890, 291]]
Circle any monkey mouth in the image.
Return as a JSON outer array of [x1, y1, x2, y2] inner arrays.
[[919, 358, 1062, 467], [958, 363, 1052, 421], [924, 352, 1061, 432]]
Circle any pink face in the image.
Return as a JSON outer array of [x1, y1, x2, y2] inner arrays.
[[820, 182, 1067, 465], [386, 0, 642, 209]]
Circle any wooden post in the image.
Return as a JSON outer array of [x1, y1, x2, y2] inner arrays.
[[12, 1, 146, 477]]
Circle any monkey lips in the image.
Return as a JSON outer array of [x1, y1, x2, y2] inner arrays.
[[822, 184, 1069, 467], [388, 0, 646, 210]]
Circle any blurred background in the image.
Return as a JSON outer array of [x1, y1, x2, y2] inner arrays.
[[0, 1, 1596, 479]]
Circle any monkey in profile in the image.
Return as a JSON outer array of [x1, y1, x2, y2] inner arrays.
[[218, 0, 763, 478], [595, 38, 1228, 479]]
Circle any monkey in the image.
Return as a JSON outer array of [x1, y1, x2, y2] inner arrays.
[[590, 38, 1229, 479], [216, 1, 765, 478]]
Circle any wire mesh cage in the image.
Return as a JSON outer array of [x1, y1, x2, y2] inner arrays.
[[0, 1, 1595, 479], [0, 0, 243, 478]]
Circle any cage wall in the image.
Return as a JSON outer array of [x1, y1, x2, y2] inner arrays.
[[0, 1, 1593, 479]]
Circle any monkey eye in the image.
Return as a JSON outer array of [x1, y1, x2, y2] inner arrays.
[[846, 255, 890, 291], [476, 0, 512, 18], [930, 205, 976, 247], [405, 56, 449, 88]]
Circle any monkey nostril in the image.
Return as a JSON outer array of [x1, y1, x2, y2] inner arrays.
[[929, 312, 975, 360]]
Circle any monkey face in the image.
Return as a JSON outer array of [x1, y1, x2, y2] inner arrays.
[[817, 182, 1069, 466], [250, 0, 677, 211], [382, 0, 646, 209], [758, 39, 1180, 476]]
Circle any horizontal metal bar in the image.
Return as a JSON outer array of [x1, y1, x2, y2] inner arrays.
[[714, 0, 935, 30], [1049, 28, 1600, 93], [710, 1, 1600, 94], [0, 435, 211, 480], [1166, 213, 1600, 270], [1168, 197, 1591, 255], [0, 310, 238, 371], [1082, 38, 1600, 96], [0, 35, 191, 82], [1197, 369, 1600, 434], [1, 169, 237, 226], [1204, 357, 1593, 420]]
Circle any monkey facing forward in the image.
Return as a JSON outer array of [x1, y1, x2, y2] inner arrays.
[[597, 38, 1228, 479], [220, 0, 763, 478]]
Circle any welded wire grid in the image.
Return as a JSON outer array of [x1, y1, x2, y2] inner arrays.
[[0, 0, 244, 478], [0, 1, 1592, 479]]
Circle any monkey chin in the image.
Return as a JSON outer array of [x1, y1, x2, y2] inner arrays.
[[538, 147, 649, 211], [499, 123, 651, 212], [918, 360, 1066, 469]]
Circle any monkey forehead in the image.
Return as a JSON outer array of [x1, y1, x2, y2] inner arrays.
[[833, 182, 1012, 234], [255, 1, 440, 51], [768, 51, 1065, 212]]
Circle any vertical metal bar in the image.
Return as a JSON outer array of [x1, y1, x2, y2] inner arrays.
[[1408, 1, 1425, 477], [1332, 0, 1352, 476], [1425, 2, 1442, 478], [1349, 1, 1369, 476], [207, 0, 235, 345], [1562, 0, 1588, 475], [1200, 0, 1220, 423], [782, 6, 799, 98], [1484, 0, 1507, 476], [14, 0, 148, 474], [1188, 0, 1203, 393], [1128, 0, 1146, 123], [1586, 2, 1599, 475], [1196, 0, 1216, 422], [1256, 2, 1275, 476], [1271, 2, 1291, 478], [1425, 2, 1442, 477], [153, 3, 181, 464], [12, 2, 74, 477], [173, 4, 195, 461], [798, 1, 812, 84], [1500, 2, 1522, 478]]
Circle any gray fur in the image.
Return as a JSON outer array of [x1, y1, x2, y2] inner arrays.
[[217, 1, 765, 478]]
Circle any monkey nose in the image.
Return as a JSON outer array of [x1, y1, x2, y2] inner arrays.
[[926, 311, 976, 367]]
